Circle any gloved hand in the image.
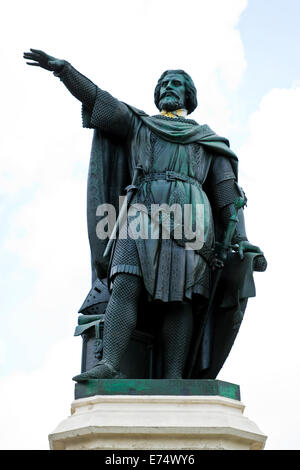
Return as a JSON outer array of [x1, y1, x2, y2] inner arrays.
[[23, 48, 65, 73], [238, 240, 263, 260]]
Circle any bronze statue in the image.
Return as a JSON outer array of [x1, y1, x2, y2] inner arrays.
[[24, 49, 267, 382]]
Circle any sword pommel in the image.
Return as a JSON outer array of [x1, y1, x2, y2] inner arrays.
[[234, 196, 246, 211]]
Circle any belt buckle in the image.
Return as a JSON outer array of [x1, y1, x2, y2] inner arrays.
[[166, 171, 176, 181]]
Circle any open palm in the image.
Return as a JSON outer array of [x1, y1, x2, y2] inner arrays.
[[23, 48, 64, 73]]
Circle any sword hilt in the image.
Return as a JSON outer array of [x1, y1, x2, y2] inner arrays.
[[234, 196, 246, 212]]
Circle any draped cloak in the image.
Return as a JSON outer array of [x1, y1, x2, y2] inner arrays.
[[81, 101, 265, 379]]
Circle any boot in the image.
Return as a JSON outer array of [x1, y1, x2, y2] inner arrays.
[[72, 359, 126, 382]]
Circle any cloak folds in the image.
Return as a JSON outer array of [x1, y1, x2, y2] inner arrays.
[[81, 103, 266, 379]]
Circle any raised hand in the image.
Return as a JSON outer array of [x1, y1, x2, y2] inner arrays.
[[23, 48, 65, 73]]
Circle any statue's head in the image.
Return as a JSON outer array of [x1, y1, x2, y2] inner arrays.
[[154, 70, 197, 115]]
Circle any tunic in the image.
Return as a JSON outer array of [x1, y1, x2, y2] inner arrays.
[[81, 87, 237, 303]]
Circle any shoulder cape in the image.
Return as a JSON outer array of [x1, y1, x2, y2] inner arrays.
[[128, 105, 239, 178], [83, 103, 238, 279]]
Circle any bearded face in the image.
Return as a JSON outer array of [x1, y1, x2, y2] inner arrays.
[[158, 73, 186, 112]]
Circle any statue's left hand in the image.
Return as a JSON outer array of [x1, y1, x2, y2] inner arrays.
[[238, 240, 263, 260]]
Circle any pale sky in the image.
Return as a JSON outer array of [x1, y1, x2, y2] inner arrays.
[[0, 0, 300, 450]]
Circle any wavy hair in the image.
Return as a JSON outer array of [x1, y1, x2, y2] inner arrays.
[[154, 69, 198, 115]]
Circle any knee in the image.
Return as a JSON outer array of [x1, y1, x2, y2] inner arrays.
[[111, 274, 141, 304]]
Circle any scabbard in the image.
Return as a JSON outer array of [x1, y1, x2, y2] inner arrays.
[[103, 165, 142, 260], [186, 197, 245, 378]]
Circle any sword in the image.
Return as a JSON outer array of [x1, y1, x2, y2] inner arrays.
[[103, 164, 143, 260], [186, 196, 246, 379]]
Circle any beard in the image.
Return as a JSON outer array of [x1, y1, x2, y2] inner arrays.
[[159, 94, 184, 112]]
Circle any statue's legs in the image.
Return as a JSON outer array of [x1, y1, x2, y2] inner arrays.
[[102, 273, 142, 370], [73, 274, 197, 382], [161, 302, 193, 379], [73, 273, 142, 381]]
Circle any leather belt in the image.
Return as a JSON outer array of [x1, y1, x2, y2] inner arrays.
[[138, 170, 202, 188]]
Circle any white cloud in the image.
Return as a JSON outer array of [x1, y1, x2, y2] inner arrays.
[[1, 1, 299, 449], [0, 340, 7, 368], [219, 85, 300, 450], [238, 86, 300, 249], [0, 0, 248, 360], [0, 337, 82, 450], [0, 0, 248, 194], [1, 175, 91, 371]]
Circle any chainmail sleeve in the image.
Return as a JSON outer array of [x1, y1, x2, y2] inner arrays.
[[87, 87, 132, 137], [55, 62, 132, 138], [54, 61, 97, 110], [209, 156, 248, 243]]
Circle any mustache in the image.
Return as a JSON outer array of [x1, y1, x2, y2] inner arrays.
[[160, 91, 180, 100]]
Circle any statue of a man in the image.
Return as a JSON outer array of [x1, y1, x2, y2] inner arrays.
[[24, 49, 265, 381]]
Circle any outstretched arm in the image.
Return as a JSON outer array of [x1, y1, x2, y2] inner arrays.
[[23, 49, 132, 137], [24, 49, 96, 109]]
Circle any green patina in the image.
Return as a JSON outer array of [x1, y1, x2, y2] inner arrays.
[[75, 379, 240, 401]]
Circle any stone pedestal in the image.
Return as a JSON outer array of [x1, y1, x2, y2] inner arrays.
[[49, 380, 266, 450]]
